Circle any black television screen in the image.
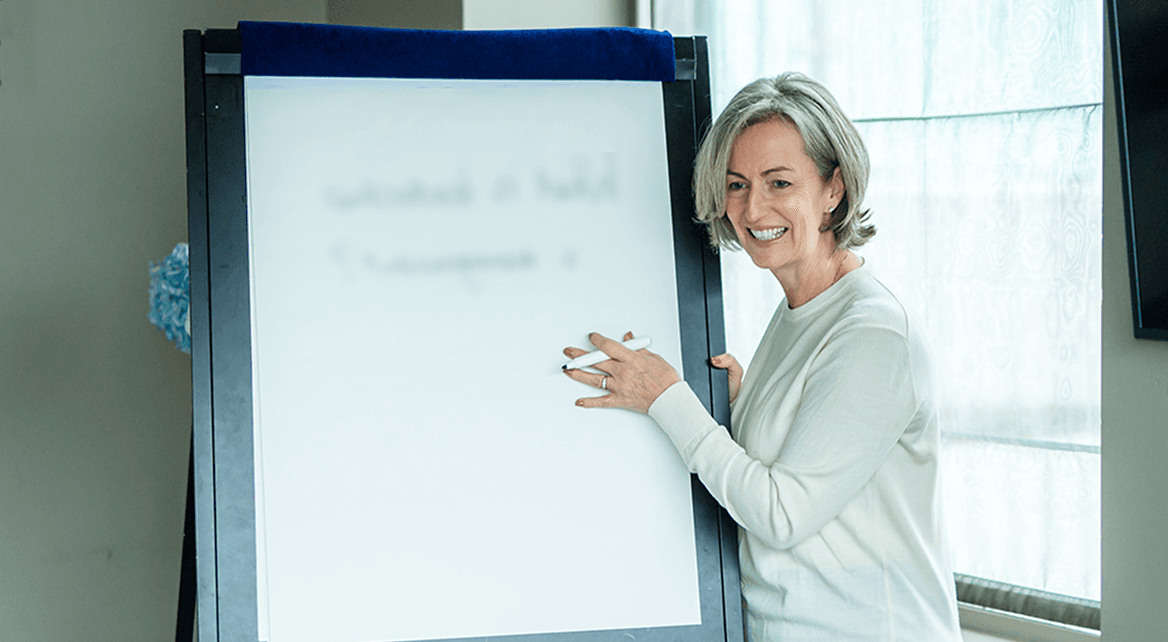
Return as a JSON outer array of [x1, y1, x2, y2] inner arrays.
[[1109, 0, 1168, 341]]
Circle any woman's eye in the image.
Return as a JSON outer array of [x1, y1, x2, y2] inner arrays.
[[727, 181, 746, 191], [772, 180, 790, 188]]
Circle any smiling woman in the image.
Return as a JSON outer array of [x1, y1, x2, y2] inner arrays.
[[564, 73, 964, 642], [653, 0, 1103, 632], [723, 118, 855, 307], [695, 73, 875, 253]]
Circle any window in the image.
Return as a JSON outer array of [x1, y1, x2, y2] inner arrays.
[[657, 0, 1102, 628]]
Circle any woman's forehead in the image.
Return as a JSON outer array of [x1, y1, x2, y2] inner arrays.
[[728, 119, 812, 170]]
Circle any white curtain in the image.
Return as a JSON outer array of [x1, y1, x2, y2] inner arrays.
[[658, 0, 1102, 608]]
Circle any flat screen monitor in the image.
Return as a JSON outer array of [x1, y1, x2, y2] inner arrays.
[[1108, 0, 1168, 341]]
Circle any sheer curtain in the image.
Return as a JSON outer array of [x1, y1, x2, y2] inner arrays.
[[656, 0, 1102, 627]]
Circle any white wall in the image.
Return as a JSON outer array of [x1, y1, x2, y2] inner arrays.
[[1100, 5, 1168, 640], [0, 1, 325, 640]]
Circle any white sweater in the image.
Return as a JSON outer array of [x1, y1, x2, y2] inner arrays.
[[648, 265, 962, 641]]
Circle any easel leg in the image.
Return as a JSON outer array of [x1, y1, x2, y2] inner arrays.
[[176, 433, 197, 642]]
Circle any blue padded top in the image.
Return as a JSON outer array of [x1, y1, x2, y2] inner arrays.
[[239, 21, 675, 81]]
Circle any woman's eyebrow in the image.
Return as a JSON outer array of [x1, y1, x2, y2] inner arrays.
[[725, 166, 794, 178], [761, 166, 794, 175]]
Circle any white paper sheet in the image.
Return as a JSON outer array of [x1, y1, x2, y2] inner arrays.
[[244, 76, 700, 642]]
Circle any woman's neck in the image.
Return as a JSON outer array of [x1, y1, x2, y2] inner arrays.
[[774, 249, 861, 309]]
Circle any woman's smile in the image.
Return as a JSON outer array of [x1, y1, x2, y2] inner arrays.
[[749, 226, 788, 241]]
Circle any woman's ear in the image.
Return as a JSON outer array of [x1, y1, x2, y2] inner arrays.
[[820, 169, 846, 234], [829, 166, 845, 210]]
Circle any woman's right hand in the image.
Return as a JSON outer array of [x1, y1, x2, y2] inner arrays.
[[710, 353, 744, 404]]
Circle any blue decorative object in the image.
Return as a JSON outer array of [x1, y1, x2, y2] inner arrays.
[[149, 243, 191, 354], [238, 21, 676, 81]]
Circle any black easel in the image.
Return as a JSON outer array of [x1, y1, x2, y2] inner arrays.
[[179, 24, 740, 642], [176, 437, 196, 642]]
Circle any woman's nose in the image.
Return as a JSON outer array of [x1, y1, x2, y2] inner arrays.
[[742, 188, 766, 223]]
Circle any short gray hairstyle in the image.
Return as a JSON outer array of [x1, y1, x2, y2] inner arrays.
[[694, 72, 875, 250]]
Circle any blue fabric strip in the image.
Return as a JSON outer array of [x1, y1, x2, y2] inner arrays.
[[239, 21, 675, 82]]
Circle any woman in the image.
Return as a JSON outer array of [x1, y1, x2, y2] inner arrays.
[[563, 73, 963, 641]]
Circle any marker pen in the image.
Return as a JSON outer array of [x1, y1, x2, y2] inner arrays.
[[562, 336, 652, 370]]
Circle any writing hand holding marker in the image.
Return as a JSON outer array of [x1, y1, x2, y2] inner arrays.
[[562, 335, 652, 370], [561, 331, 681, 414]]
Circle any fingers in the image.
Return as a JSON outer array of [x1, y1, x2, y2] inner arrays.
[[710, 353, 744, 404], [562, 332, 633, 367], [575, 394, 619, 409], [562, 364, 618, 408], [710, 353, 742, 373], [562, 365, 610, 388], [564, 332, 643, 357], [562, 347, 614, 375], [587, 332, 630, 358], [563, 331, 673, 415], [563, 329, 638, 361], [562, 346, 589, 359]]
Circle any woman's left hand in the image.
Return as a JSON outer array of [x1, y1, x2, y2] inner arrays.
[[562, 331, 682, 414]]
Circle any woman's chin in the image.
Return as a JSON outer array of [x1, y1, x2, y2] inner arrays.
[[744, 247, 784, 272]]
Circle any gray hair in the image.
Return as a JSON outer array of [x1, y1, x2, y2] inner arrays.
[[694, 72, 875, 250]]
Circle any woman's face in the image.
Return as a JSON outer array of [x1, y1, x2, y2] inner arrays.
[[724, 118, 842, 280]]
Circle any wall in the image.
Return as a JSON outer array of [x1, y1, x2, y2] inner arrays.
[[1100, 5, 1168, 640], [325, 0, 632, 30], [0, 1, 324, 640], [327, 0, 462, 30], [463, 0, 632, 29]]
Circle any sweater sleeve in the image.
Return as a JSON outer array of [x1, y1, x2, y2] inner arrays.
[[648, 325, 920, 551]]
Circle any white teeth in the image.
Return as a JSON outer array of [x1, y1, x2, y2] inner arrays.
[[750, 227, 788, 241]]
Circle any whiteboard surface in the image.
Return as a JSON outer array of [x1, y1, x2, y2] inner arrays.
[[244, 76, 700, 642]]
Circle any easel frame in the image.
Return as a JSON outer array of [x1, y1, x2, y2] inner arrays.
[[178, 26, 741, 642]]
